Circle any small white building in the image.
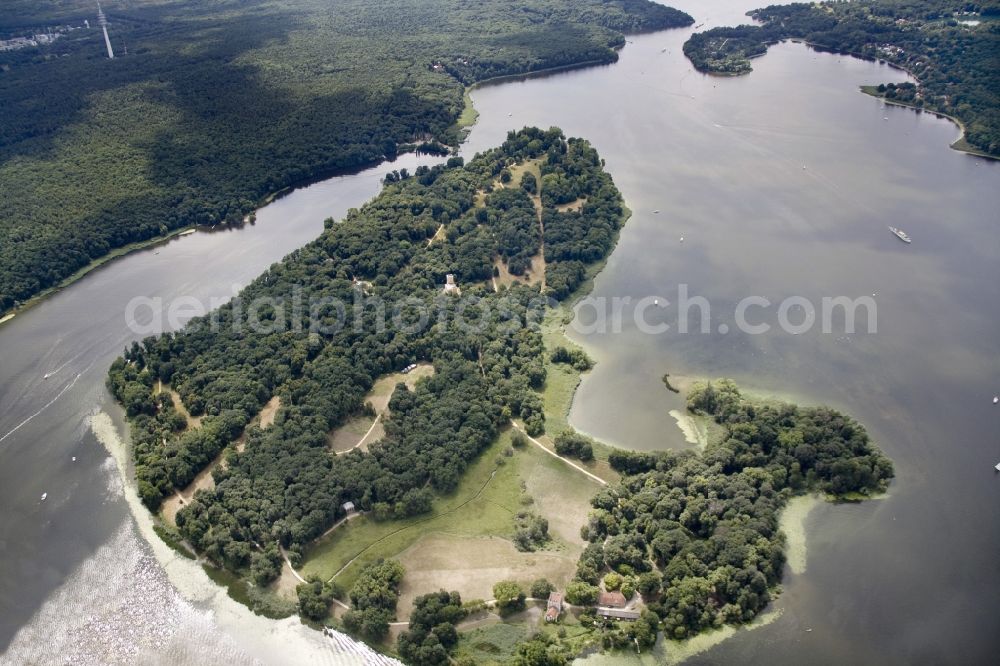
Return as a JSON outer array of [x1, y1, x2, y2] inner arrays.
[[443, 273, 460, 294], [342, 501, 356, 514]]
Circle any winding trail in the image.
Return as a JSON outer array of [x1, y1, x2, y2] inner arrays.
[[335, 413, 382, 456], [510, 420, 607, 486]]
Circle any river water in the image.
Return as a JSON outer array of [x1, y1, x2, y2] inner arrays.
[[1, 1, 998, 663]]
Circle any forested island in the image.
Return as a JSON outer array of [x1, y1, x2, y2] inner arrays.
[[565, 380, 893, 648], [107, 126, 626, 610], [683, 0, 1000, 157], [108, 127, 893, 663], [0, 0, 693, 314]]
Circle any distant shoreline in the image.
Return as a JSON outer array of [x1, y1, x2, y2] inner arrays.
[[688, 35, 998, 161], [0, 54, 631, 328], [859, 85, 1000, 161], [0, 226, 196, 325], [793, 39, 998, 161]]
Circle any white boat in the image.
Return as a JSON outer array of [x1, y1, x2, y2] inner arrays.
[[995, 462, 1000, 473], [40, 493, 47, 501], [888, 226, 911, 243], [43, 372, 53, 379], [179, 229, 196, 236]]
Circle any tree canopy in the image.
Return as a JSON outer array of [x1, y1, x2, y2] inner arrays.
[[572, 379, 893, 639], [107, 127, 629, 588], [0, 0, 693, 312]]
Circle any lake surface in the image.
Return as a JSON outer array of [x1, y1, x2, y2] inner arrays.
[[2, 1, 998, 663]]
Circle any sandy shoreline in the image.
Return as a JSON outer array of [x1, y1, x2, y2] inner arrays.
[[91, 409, 399, 665]]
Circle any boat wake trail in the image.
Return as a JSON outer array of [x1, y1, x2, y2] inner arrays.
[[43, 351, 84, 380], [0, 372, 83, 445]]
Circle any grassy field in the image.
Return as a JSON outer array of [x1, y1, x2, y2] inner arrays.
[[536, 306, 620, 482], [299, 203, 636, 622], [302, 431, 519, 588], [301, 423, 602, 613], [457, 88, 479, 131]]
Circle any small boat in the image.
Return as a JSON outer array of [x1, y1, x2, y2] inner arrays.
[[653, 209, 660, 214], [993, 396, 999, 404], [888, 226, 911, 243], [995, 462, 1000, 473], [43, 372, 53, 379], [40, 493, 47, 501], [179, 229, 196, 236]]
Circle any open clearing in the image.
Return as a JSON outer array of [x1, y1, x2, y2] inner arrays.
[[395, 535, 575, 620], [300, 281, 632, 620], [480, 158, 547, 291], [492, 254, 544, 290], [160, 393, 281, 525], [300, 427, 598, 616], [158, 382, 203, 429], [325, 363, 434, 452]]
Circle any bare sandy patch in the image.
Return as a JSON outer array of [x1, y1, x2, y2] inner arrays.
[[395, 534, 576, 620], [269, 559, 303, 600], [160, 456, 218, 525], [257, 396, 281, 428], [427, 224, 446, 245], [163, 385, 203, 429], [493, 254, 544, 289]]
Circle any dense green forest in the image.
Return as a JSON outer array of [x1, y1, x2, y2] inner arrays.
[[0, 0, 692, 313], [683, 0, 1000, 156], [567, 379, 893, 642], [107, 127, 628, 582]]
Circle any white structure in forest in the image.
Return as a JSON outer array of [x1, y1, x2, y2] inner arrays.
[[97, 1, 114, 59]]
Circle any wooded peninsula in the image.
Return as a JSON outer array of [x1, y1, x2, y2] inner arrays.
[[108, 128, 893, 664]]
